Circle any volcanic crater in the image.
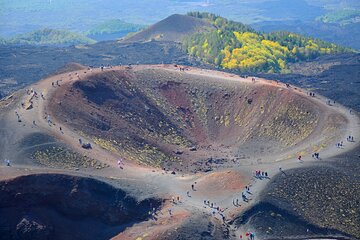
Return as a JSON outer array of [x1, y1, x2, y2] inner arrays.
[[49, 65, 345, 172]]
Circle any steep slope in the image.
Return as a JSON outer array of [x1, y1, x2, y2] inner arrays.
[[48, 66, 345, 172], [122, 14, 214, 43], [0, 174, 162, 240]]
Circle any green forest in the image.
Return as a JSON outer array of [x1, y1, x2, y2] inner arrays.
[[183, 12, 352, 73], [1, 28, 96, 46], [85, 19, 145, 36]]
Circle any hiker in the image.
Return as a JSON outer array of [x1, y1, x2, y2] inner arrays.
[[298, 155, 302, 161], [265, 172, 268, 177], [117, 160, 123, 169], [191, 184, 195, 190], [5, 159, 11, 166], [168, 209, 172, 216], [79, 138, 82, 145], [59, 126, 62, 132], [187, 191, 190, 197], [242, 192, 247, 202]]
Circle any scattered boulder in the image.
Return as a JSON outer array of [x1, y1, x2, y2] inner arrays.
[[81, 143, 92, 149], [174, 150, 183, 155], [189, 146, 197, 151], [16, 217, 53, 240]]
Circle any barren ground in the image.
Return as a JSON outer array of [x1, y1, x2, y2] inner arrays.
[[0, 65, 359, 240]]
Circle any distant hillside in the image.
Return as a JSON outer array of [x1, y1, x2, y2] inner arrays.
[[317, 9, 360, 25], [123, 14, 214, 43], [0, 37, 6, 45], [85, 19, 145, 39], [183, 12, 352, 73], [5, 28, 96, 46], [252, 20, 360, 51]]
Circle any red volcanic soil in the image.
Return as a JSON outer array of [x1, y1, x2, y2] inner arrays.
[[48, 66, 344, 172], [0, 64, 358, 240]]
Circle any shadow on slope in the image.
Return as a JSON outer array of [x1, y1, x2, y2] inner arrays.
[[0, 174, 162, 240]]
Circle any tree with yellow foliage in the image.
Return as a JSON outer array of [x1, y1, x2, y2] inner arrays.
[[183, 12, 352, 73]]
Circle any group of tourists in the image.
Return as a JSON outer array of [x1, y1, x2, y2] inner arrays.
[[204, 201, 227, 222], [232, 198, 241, 207], [312, 152, 320, 160], [204, 200, 219, 209], [347, 135, 355, 142], [336, 141, 344, 148], [15, 111, 21, 122], [46, 114, 52, 126], [117, 158, 125, 169], [172, 196, 181, 204], [241, 191, 249, 202], [240, 231, 255, 240], [148, 207, 159, 221], [254, 170, 268, 179], [51, 80, 61, 87]]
